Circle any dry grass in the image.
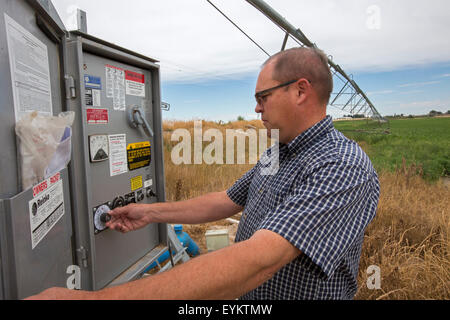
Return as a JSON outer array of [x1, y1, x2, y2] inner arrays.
[[161, 120, 450, 300], [355, 167, 449, 299]]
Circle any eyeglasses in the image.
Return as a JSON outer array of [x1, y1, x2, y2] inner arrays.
[[254, 78, 311, 106]]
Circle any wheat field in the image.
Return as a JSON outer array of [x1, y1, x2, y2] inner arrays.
[[161, 119, 449, 300]]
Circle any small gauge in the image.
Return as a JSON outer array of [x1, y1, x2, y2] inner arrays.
[[93, 204, 111, 233], [89, 134, 109, 162]]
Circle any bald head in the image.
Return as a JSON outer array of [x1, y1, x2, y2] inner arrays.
[[263, 47, 333, 107]]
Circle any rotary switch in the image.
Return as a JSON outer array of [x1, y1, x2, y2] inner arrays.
[[112, 196, 125, 209], [93, 204, 111, 234], [137, 190, 144, 202]]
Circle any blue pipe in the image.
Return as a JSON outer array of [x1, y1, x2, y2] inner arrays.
[[144, 225, 200, 272]]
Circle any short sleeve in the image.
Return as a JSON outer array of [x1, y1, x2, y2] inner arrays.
[[259, 161, 379, 279], [226, 165, 258, 207]]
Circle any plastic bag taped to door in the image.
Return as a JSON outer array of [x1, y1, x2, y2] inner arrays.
[[15, 111, 75, 191]]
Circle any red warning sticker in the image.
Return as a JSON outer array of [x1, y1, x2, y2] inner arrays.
[[125, 70, 146, 97], [125, 70, 145, 83], [87, 108, 109, 124], [32, 172, 60, 197]]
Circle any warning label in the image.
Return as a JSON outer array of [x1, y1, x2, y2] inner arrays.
[[125, 70, 145, 97], [29, 172, 64, 250], [130, 176, 143, 191], [127, 141, 151, 171], [87, 108, 109, 124]]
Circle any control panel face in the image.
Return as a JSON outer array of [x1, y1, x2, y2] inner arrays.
[[80, 51, 160, 289], [83, 53, 158, 234]]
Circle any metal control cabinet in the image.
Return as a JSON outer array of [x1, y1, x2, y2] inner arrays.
[[0, 0, 168, 297], [65, 31, 167, 290]]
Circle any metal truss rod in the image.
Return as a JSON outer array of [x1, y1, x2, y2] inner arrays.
[[356, 101, 368, 115], [350, 96, 365, 114], [343, 92, 358, 110], [281, 32, 289, 51], [330, 80, 350, 105]]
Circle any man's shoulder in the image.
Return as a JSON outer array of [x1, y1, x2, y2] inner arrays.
[[303, 128, 376, 175]]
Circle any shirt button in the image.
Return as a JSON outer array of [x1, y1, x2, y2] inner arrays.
[[290, 153, 297, 159], [259, 187, 264, 193]]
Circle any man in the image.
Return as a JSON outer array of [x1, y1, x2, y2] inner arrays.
[[28, 47, 379, 300]]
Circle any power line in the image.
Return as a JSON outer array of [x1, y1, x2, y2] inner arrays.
[[206, 0, 270, 57]]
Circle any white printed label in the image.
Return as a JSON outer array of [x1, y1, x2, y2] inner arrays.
[[29, 173, 64, 250], [4, 13, 53, 122], [144, 179, 153, 188], [105, 65, 126, 111], [109, 134, 128, 176]]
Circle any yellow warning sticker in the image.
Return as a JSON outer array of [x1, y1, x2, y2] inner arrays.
[[130, 176, 143, 191], [127, 141, 151, 171]]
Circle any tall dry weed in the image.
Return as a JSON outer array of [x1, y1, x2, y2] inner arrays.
[[356, 164, 449, 299]]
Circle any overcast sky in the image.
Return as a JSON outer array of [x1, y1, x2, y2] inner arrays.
[[52, 0, 450, 120]]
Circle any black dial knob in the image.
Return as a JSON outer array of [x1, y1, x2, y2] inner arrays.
[[100, 212, 111, 223]]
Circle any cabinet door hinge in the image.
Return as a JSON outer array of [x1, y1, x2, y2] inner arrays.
[[65, 75, 76, 99]]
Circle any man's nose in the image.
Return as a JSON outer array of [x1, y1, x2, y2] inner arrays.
[[255, 102, 263, 114]]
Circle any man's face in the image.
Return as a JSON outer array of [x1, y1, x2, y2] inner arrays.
[[254, 62, 295, 142]]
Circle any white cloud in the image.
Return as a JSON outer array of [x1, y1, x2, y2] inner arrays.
[[367, 90, 395, 96], [397, 81, 441, 88], [51, 0, 450, 82]]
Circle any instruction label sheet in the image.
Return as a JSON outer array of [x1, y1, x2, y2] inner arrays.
[[29, 173, 64, 250], [108, 134, 128, 176], [105, 64, 126, 111], [4, 13, 53, 122]]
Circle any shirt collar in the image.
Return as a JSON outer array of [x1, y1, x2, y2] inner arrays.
[[281, 115, 333, 155]]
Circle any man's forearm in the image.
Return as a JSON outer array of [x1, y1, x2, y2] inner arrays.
[[26, 229, 300, 300], [149, 191, 242, 225], [95, 234, 278, 300]]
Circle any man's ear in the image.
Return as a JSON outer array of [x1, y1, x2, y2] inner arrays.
[[295, 78, 310, 103]]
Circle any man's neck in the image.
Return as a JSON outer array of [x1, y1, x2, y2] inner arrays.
[[282, 113, 327, 144]]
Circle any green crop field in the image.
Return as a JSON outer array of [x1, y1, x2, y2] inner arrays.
[[333, 117, 450, 181]]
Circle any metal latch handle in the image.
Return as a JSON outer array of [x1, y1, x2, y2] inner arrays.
[[127, 106, 154, 137]]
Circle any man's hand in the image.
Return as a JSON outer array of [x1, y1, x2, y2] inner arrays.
[[106, 203, 154, 233], [25, 287, 96, 300]]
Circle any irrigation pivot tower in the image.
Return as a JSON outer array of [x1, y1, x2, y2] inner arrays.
[[209, 0, 385, 121]]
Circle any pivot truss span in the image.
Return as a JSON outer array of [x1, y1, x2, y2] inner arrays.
[[207, 0, 385, 121]]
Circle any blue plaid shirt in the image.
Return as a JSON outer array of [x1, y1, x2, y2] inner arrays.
[[227, 116, 380, 300]]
